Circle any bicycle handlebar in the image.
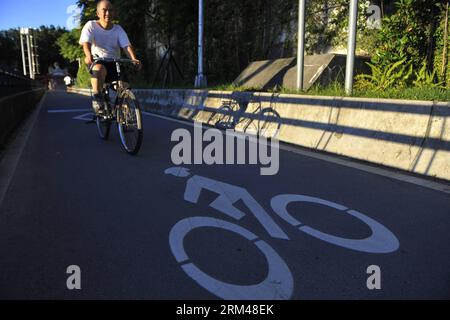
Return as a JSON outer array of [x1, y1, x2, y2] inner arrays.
[[88, 57, 137, 75]]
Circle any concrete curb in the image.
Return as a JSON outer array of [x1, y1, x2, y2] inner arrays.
[[68, 87, 91, 96]]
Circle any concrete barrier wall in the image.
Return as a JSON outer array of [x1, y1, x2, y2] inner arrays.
[[0, 89, 45, 147], [68, 87, 90, 96], [70, 87, 450, 181]]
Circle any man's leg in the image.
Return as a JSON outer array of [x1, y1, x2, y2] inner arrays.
[[91, 64, 107, 114], [91, 64, 106, 95]]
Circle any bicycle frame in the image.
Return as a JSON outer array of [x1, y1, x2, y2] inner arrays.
[[89, 58, 134, 119], [89, 57, 135, 90], [88, 57, 144, 155]]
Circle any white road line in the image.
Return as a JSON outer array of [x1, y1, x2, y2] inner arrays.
[[73, 113, 94, 121], [47, 108, 90, 113], [142, 111, 450, 195], [0, 92, 47, 209]]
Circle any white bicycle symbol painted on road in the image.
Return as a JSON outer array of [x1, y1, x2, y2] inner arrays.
[[165, 167, 399, 300]]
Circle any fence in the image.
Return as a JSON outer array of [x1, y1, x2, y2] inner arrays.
[[0, 66, 45, 146]]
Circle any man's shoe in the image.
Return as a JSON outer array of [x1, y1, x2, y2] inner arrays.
[[92, 94, 105, 115]]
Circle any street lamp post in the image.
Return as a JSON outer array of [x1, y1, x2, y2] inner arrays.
[[20, 29, 27, 76], [345, 0, 358, 95], [195, 0, 207, 88], [19, 27, 38, 79], [297, 0, 306, 91]]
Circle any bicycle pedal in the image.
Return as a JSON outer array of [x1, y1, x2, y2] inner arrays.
[[99, 115, 111, 121]]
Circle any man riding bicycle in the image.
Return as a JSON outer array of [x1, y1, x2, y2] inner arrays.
[[79, 0, 141, 115]]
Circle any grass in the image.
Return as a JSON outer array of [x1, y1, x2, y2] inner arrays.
[[209, 83, 264, 92], [352, 87, 450, 101], [219, 81, 450, 102], [279, 84, 450, 102]]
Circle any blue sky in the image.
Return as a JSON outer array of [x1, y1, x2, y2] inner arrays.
[[0, 0, 81, 31]]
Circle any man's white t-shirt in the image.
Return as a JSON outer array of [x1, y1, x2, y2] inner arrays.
[[79, 20, 131, 59]]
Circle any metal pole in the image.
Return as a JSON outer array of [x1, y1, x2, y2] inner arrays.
[[195, 0, 207, 88], [19, 30, 27, 76], [32, 30, 39, 75], [26, 30, 34, 79], [345, 0, 358, 95], [29, 32, 36, 79], [297, 0, 306, 91], [441, 1, 449, 78], [198, 0, 203, 82]]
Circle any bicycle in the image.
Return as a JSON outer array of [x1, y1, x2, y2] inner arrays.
[[48, 78, 56, 91], [210, 95, 282, 139], [88, 58, 143, 155], [165, 166, 400, 300]]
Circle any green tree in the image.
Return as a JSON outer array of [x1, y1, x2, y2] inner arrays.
[[0, 29, 21, 70], [35, 25, 68, 74], [373, 0, 443, 68], [77, 0, 98, 25], [0, 26, 68, 76], [56, 28, 90, 87], [57, 28, 83, 63], [72, 0, 446, 88], [357, 0, 448, 90]]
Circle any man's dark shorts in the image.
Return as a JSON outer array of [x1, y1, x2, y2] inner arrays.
[[98, 61, 128, 83]]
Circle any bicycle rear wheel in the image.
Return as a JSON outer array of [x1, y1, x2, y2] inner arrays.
[[117, 89, 143, 155]]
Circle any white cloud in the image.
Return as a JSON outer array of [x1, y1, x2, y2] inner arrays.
[[66, 4, 81, 30]]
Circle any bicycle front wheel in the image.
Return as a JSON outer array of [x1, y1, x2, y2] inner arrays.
[[117, 90, 143, 155], [259, 108, 281, 139], [215, 105, 236, 130], [96, 115, 111, 140]]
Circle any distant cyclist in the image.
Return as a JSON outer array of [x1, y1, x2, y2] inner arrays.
[[64, 75, 72, 92], [79, 0, 141, 114]]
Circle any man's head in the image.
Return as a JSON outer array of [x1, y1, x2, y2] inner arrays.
[[96, 0, 114, 24]]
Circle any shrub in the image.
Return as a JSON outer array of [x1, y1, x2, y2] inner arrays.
[[355, 58, 413, 91]]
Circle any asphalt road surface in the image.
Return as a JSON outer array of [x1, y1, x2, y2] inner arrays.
[[0, 91, 449, 299]]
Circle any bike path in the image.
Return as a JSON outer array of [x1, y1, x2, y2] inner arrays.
[[0, 91, 449, 299]]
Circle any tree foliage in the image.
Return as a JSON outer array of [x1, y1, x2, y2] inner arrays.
[[57, 28, 83, 63], [75, 0, 301, 85], [35, 26, 68, 74], [0, 29, 21, 71], [0, 26, 69, 76], [1, 0, 447, 89], [366, 0, 449, 89]]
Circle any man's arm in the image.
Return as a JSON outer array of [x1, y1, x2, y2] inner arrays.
[[82, 42, 93, 66], [123, 46, 141, 68]]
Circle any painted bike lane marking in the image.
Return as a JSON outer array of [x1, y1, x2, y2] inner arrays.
[[165, 167, 400, 299]]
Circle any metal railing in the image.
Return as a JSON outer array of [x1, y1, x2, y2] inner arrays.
[[0, 66, 43, 98]]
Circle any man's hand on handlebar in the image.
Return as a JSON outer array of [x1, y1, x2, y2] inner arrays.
[[85, 55, 93, 66], [87, 57, 142, 74], [131, 59, 142, 70]]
